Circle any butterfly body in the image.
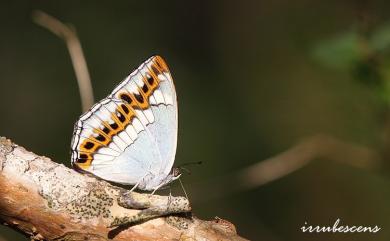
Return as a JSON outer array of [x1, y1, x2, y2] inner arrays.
[[71, 56, 180, 191]]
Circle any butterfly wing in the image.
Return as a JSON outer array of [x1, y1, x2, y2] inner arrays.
[[71, 56, 178, 187]]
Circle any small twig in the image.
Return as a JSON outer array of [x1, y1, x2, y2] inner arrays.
[[191, 134, 381, 202], [32, 10, 94, 112], [237, 134, 381, 189]]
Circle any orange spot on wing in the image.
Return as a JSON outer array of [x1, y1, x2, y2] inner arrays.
[[94, 127, 111, 140], [119, 103, 135, 123], [145, 66, 160, 90], [80, 138, 100, 153], [153, 56, 170, 73], [111, 113, 125, 130], [134, 87, 149, 109], [92, 129, 111, 145], [74, 151, 93, 169]]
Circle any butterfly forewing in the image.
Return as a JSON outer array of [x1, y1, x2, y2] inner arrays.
[[71, 56, 178, 186]]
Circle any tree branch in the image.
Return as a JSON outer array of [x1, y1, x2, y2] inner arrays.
[[0, 137, 247, 241]]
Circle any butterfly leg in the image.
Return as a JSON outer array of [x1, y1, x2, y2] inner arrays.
[[168, 186, 172, 207], [129, 181, 140, 192], [150, 184, 162, 195], [129, 173, 150, 192], [150, 173, 173, 195]]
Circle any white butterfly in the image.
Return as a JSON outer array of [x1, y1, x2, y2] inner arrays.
[[70, 56, 180, 192]]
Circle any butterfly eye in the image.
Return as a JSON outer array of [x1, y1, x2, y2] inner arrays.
[[172, 167, 181, 177]]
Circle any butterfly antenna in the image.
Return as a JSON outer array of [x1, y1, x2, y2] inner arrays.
[[178, 177, 189, 200], [179, 166, 191, 175], [178, 161, 202, 168], [178, 161, 202, 176]]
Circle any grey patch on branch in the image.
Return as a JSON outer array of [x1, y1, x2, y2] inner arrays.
[[110, 193, 191, 228], [165, 215, 192, 230], [27, 161, 96, 210], [168, 196, 191, 213], [117, 190, 191, 211], [0, 137, 13, 171], [117, 190, 151, 209], [0, 137, 13, 157], [109, 206, 173, 227], [1, 146, 33, 175], [66, 187, 114, 219]]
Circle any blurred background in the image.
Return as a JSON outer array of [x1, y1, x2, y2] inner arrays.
[[1, 1, 390, 240]]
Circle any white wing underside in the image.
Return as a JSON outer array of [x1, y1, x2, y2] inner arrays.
[[71, 56, 178, 187]]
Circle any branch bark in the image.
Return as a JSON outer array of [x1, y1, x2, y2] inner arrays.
[[0, 137, 247, 241]]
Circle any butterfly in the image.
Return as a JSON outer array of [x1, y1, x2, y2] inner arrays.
[[70, 56, 180, 192]]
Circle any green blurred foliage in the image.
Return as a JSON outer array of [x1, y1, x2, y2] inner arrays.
[[311, 21, 390, 106], [312, 31, 362, 70], [1, 1, 390, 241]]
